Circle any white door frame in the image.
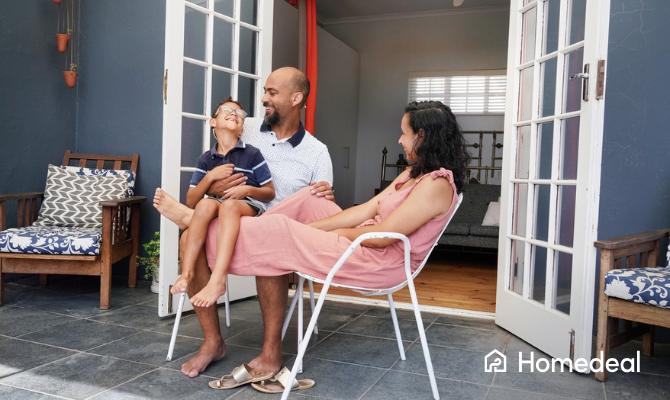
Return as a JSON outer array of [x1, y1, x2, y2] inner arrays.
[[158, 0, 274, 317], [495, 0, 610, 361]]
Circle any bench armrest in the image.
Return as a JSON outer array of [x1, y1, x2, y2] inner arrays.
[[594, 229, 670, 250], [99, 196, 147, 207]]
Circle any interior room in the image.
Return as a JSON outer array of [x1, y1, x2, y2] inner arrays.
[[273, 0, 510, 314]]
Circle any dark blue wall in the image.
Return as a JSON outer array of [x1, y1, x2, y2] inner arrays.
[[0, 1, 76, 195], [597, 0, 670, 340], [76, 0, 165, 275], [599, 0, 670, 238]]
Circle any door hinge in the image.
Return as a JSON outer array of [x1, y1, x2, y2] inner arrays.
[[163, 69, 168, 104], [596, 60, 606, 100], [168, 284, 173, 313], [569, 329, 576, 362]]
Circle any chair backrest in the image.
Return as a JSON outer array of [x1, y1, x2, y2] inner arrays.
[[298, 192, 465, 296], [62, 150, 139, 174]]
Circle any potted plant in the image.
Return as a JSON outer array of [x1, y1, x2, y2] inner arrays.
[[56, 27, 71, 53], [63, 63, 77, 88], [137, 231, 161, 293]]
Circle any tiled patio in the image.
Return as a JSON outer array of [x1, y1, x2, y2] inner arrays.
[[0, 275, 669, 400]]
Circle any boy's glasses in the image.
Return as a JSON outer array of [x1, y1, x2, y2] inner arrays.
[[216, 105, 247, 118]]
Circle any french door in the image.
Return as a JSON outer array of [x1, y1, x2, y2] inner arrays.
[[496, 0, 610, 361], [158, 0, 274, 317]]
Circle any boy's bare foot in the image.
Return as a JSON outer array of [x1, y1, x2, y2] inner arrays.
[[181, 338, 226, 378], [171, 275, 191, 294], [154, 188, 192, 230], [190, 280, 227, 308]]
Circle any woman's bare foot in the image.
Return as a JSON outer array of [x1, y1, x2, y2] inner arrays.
[[190, 279, 227, 308], [154, 188, 193, 230], [181, 338, 226, 378], [170, 275, 191, 294]]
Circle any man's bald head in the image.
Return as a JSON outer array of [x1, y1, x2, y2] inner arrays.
[[270, 67, 310, 108]]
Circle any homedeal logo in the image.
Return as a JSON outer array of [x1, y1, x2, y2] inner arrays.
[[484, 351, 641, 373]]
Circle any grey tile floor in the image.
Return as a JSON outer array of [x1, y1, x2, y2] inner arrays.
[[1, 275, 669, 399]]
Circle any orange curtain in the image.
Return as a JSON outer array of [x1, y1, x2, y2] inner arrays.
[[290, 0, 317, 135], [305, 0, 317, 135]]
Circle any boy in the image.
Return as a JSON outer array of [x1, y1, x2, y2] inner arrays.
[[174, 97, 275, 307]]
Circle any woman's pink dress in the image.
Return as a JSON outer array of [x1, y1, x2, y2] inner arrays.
[[205, 168, 458, 289]]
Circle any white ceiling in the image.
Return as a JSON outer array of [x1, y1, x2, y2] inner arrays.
[[315, 0, 510, 22]]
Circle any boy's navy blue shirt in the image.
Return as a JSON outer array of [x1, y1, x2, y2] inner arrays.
[[189, 139, 272, 189]]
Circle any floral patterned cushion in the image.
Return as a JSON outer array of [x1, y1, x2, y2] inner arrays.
[[0, 226, 101, 255], [604, 267, 670, 309]]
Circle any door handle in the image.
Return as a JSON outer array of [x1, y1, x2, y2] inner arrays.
[[570, 64, 589, 102]]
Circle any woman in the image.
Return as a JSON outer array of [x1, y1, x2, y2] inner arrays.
[[198, 100, 470, 289]]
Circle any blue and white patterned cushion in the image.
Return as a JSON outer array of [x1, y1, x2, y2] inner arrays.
[[604, 267, 670, 309], [60, 165, 136, 197], [0, 226, 101, 255]]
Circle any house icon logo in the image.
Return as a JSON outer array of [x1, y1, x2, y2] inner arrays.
[[485, 349, 506, 372]]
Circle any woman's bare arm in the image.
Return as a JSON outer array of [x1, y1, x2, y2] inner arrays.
[[308, 171, 411, 232], [332, 176, 454, 248]]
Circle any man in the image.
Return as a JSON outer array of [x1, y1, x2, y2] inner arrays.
[[154, 67, 334, 379]]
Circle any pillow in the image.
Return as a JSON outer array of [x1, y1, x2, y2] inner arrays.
[[60, 165, 135, 196], [33, 165, 129, 228], [481, 201, 500, 227]]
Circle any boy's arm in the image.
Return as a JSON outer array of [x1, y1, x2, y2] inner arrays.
[[186, 162, 234, 208]]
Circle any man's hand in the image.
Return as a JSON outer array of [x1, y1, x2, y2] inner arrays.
[[207, 173, 247, 197], [221, 185, 250, 200], [310, 181, 335, 202]]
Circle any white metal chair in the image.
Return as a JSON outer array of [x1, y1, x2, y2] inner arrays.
[[281, 194, 463, 400]]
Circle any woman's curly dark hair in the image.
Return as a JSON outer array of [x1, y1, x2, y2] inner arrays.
[[404, 101, 470, 194]]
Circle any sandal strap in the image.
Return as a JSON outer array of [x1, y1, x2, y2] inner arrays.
[[232, 364, 253, 383], [274, 367, 299, 390]]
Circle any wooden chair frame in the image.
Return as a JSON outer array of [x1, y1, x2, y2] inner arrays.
[[594, 228, 670, 381], [0, 150, 147, 309]]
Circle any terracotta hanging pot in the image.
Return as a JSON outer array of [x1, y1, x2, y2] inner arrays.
[[54, 0, 62, 4], [56, 34, 70, 53], [63, 71, 78, 88]]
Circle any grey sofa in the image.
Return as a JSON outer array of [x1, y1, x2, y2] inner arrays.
[[439, 183, 501, 249]]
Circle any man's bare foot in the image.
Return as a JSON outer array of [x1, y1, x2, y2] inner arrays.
[[181, 338, 226, 378], [154, 188, 192, 230], [170, 275, 191, 294], [247, 350, 283, 376], [190, 279, 226, 308]]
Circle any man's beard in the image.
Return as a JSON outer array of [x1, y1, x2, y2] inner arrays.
[[263, 103, 281, 126]]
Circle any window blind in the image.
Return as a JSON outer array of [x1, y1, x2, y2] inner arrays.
[[408, 75, 507, 114]]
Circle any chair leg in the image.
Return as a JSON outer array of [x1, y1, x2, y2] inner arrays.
[[406, 277, 439, 400], [297, 276, 305, 374], [39, 274, 48, 285], [128, 204, 140, 288], [224, 275, 230, 328], [0, 262, 4, 306], [308, 280, 318, 335], [595, 298, 611, 382], [642, 325, 655, 357], [282, 285, 300, 340], [388, 294, 406, 361], [100, 260, 112, 310], [167, 292, 187, 361], [282, 277, 330, 400]]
